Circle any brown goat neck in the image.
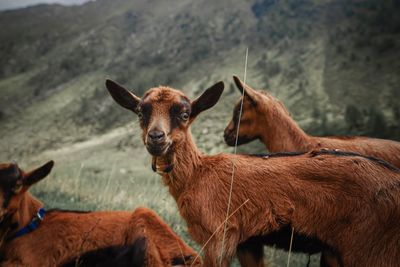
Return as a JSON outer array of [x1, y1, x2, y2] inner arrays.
[[0, 192, 43, 245], [255, 95, 312, 152], [242, 89, 400, 168], [154, 130, 203, 200]]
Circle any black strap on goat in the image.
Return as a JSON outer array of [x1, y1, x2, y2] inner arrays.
[[171, 255, 194, 265]]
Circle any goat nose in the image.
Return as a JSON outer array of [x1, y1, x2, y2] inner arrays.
[[148, 130, 165, 143], [224, 127, 232, 137], [223, 129, 228, 138]]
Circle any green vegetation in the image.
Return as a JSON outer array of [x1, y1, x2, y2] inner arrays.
[[1, 0, 399, 265]]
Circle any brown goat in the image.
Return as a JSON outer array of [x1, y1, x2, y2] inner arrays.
[[224, 76, 400, 168], [0, 161, 200, 267], [224, 76, 400, 266], [106, 79, 400, 267]]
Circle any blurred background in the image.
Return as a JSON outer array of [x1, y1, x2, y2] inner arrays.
[[0, 0, 399, 265]]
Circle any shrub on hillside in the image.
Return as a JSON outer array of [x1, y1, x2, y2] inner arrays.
[[367, 107, 388, 138], [345, 104, 363, 131]]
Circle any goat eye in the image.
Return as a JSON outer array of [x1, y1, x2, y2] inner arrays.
[[137, 112, 143, 120], [180, 112, 189, 121]]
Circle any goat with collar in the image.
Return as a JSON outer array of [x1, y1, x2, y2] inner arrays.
[[0, 161, 200, 267], [107, 79, 400, 267]]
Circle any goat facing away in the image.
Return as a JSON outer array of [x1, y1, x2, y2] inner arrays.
[[0, 161, 200, 267], [106, 79, 400, 267], [224, 76, 400, 168]]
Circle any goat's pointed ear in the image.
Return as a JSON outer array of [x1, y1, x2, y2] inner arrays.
[[190, 81, 224, 119], [106, 79, 141, 113], [233, 76, 259, 105], [22, 161, 54, 187]]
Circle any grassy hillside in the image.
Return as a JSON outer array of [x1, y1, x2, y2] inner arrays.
[[0, 0, 399, 265]]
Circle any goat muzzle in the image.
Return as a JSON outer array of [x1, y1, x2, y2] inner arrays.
[[223, 130, 236, 146], [146, 142, 171, 156]]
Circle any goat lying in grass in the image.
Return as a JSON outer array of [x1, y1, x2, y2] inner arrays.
[[224, 76, 400, 167], [107, 79, 400, 267], [0, 161, 200, 267]]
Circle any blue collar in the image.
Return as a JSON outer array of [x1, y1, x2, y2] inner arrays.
[[8, 208, 45, 241]]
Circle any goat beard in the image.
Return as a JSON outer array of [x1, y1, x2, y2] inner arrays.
[[151, 152, 175, 174]]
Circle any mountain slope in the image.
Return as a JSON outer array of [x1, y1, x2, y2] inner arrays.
[[1, 0, 399, 160]]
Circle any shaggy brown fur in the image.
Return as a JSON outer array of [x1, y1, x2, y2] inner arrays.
[[106, 79, 400, 267], [224, 76, 400, 168], [0, 162, 200, 267]]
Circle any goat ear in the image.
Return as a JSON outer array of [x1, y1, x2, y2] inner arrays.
[[22, 161, 54, 187], [191, 81, 224, 119], [106, 79, 141, 113], [233, 76, 259, 105]]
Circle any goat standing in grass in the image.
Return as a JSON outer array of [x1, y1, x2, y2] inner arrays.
[[106, 79, 400, 267], [224, 76, 400, 167], [0, 161, 200, 267], [223, 76, 400, 266]]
